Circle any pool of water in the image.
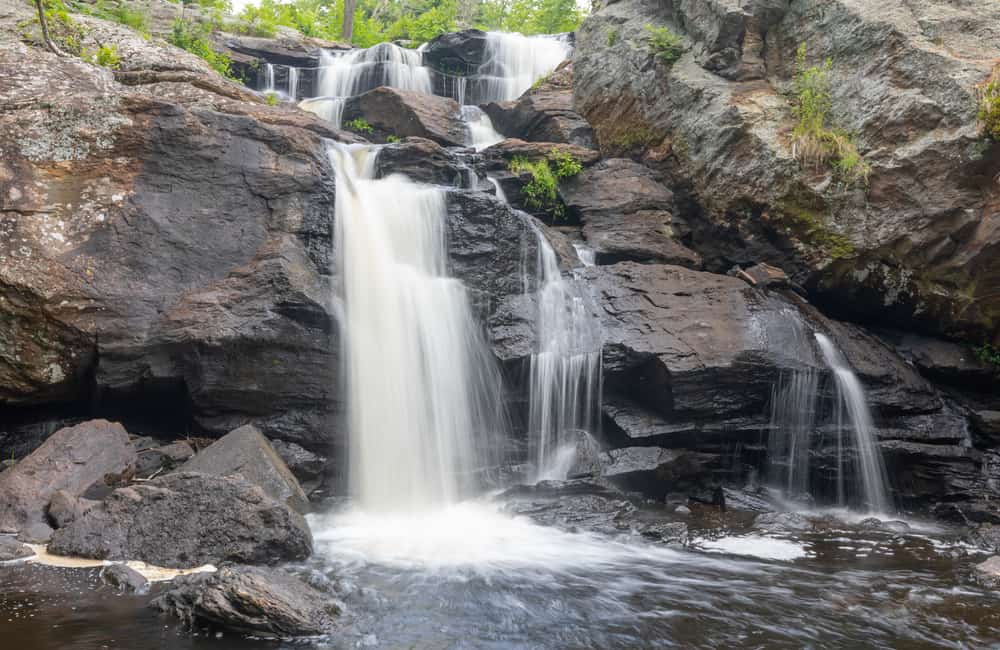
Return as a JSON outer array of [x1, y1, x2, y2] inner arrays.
[[2, 500, 999, 649]]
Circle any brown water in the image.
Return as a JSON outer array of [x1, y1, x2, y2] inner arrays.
[[2, 511, 999, 650]]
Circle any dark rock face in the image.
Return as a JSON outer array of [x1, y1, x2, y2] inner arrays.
[[601, 446, 718, 499], [0, 16, 346, 452], [342, 87, 467, 146], [0, 420, 135, 535], [49, 472, 312, 568], [269, 440, 326, 488], [375, 137, 477, 187], [214, 32, 349, 99], [483, 62, 595, 148], [180, 425, 309, 513], [561, 158, 701, 267], [101, 564, 150, 594], [152, 565, 338, 637], [573, 0, 1000, 343], [423, 29, 491, 75]]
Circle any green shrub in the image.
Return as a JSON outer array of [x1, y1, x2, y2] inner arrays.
[[168, 18, 234, 79], [645, 24, 683, 66], [92, 43, 121, 68], [607, 27, 618, 47], [791, 43, 870, 185], [973, 343, 1000, 366], [386, 134, 401, 143], [345, 117, 374, 134], [508, 150, 582, 219], [42, 0, 86, 55], [108, 4, 148, 33], [265, 92, 279, 106], [978, 77, 1000, 141]]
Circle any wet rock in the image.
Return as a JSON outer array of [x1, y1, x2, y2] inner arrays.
[[0, 536, 33, 562], [151, 565, 339, 637], [483, 62, 595, 147], [375, 137, 476, 187], [134, 441, 195, 478], [101, 564, 150, 594], [423, 29, 491, 75], [637, 521, 689, 544], [601, 446, 717, 499], [561, 159, 701, 267], [722, 488, 777, 514], [563, 430, 604, 479], [482, 138, 602, 171], [269, 440, 326, 487], [733, 263, 795, 292], [754, 512, 812, 534], [969, 524, 1000, 553], [973, 556, 1000, 587], [0, 420, 136, 536], [880, 332, 999, 390], [971, 411, 1000, 447], [49, 472, 312, 568], [180, 425, 309, 513], [214, 32, 349, 99], [342, 87, 467, 146], [502, 481, 636, 535], [47, 490, 100, 529]]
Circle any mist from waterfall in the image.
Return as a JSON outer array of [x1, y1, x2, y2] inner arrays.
[[329, 142, 504, 511]]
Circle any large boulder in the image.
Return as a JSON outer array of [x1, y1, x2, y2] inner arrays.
[[0, 6, 349, 452], [48, 472, 312, 568], [341, 87, 467, 146], [0, 420, 135, 537], [151, 565, 338, 637], [423, 29, 491, 75], [375, 137, 477, 187], [180, 424, 309, 513], [560, 158, 702, 267], [572, 0, 1000, 343], [483, 62, 596, 147]]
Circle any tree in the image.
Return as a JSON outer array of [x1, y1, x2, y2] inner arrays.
[[33, 0, 64, 56], [342, 0, 356, 41]]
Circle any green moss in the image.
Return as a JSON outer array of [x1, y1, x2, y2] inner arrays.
[[508, 150, 582, 219], [345, 117, 374, 134], [530, 73, 550, 91], [607, 27, 618, 47], [601, 125, 661, 154], [776, 200, 855, 260], [791, 43, 870, 185], [645, 24, 683, 66], [973, 343, 1000, 366], [978, 76, 1000, 141]]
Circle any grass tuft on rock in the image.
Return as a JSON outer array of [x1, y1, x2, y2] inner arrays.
[[791, 43, 870, 185], [977, 74, 1000, 141], [345, 117, 374, 134], [508, 150, 582, 219], [645, 24, 683, 66]]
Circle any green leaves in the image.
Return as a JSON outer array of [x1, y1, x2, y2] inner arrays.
[[508, 150, 582, 219], [645, 24, 683, 66]]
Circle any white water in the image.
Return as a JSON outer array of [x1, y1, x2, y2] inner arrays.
[[329, 142, 504, 511], [262, 62, 275, 93], [461, 105, 504, 151], [318, 43, 432, 99], [475, 32, 573, 102], [288, 66, 299, 100], [814, 333, 891, 514]]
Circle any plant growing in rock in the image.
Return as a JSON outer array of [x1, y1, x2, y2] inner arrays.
[[973, 343, 1000, 366], [91, 43, 121, 69], [791, 43, 870, 185], [386, 135, 401, 143], [265, 92, 279, 106], [607, 27, 618, 47], [508, 150, 582, 219], [977, 74, 1000, 141], [645, 24, 683, 66], [530, 73, 550, 91], [345, 117, 375, 134], [168, 18, 235, 79]]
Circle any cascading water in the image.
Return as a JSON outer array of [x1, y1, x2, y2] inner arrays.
[[287, 66, 299, 100], [328, 142, 505, 511], [814, 333, 891, 514], [461, 105, 504, 151], [473, 32, 573, 103], [262, 62, 275, 93]]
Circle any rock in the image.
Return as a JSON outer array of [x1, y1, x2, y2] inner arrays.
[[970, 524, 1000, 553], [180, 425, 309, 513], [269, 440, 326, 487], [754, 512, 812, 533], [0, 536, 34, 562], [561, 159, 701, 267], [341, 87, 467, 146], [101, 564, 150, 594], [880, 332, 999, 390], [17, 521, 54, 544], [0, 21, 343, 451], [722, 488, 777, 514], [563, 431, 604, 479], [483, 62, 595, 147], [674, 505, 691, 516], [502, 481, 636, 534], [573, 0, 1000, 341], [213, 32, 350, 99], [48, 472, 312, 568], [151, 565, 338, 637], [0, 459, 15, 472], [423, 29, 491, 75], [375, 137, 478, 187], [601, 446, 717, 499], [637, 521, 688, 544], [134, 441, 195, 478], [482, 139, 601, 170], [47, 490, 100, 529], [0, 420, 136, 535], [972, 411, 1000, 447], [733, 263, 794, 291], [974, 556, 1000, 587]]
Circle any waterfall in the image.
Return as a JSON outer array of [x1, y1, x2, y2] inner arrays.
[[767, 368, 820, 500], [473, 32, 572, 103], [526, 230, 603, 481], [461, 105, 503, 151], [329, 143, 505, 511], [288, 66, 299, 100], [318, 43, 433, 99], [262, 63, 275, 93], [814, 333, 891, 514]]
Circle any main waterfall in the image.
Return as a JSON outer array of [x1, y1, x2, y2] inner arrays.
[[329, 143, 504, 510]]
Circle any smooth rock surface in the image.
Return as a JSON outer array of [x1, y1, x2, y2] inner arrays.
[[341, 87, 467, 146]]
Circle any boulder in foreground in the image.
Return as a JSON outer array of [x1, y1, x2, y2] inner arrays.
[[0, 420, 135, 536], [151, 565, 339, 637], [49, 472, 312, 568]]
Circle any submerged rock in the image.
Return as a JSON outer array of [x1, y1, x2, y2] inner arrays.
[[49, 472, 312, 568], [0, 420, 136, 536], [101, 564, 150, 594], [180, 425, 309, 513], [151, 565, 339, 637]]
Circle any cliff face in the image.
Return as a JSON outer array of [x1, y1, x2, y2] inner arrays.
[[572, 0, 1000, 343]]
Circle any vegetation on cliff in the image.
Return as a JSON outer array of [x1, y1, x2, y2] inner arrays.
[[508, 150, 582, 219]]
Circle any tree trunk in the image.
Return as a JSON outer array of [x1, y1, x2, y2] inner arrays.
[[341, 0, 356, 43], [34, 0, 64, 56]]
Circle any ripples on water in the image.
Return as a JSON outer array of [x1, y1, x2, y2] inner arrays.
[[3, 502, 1000, 649]]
